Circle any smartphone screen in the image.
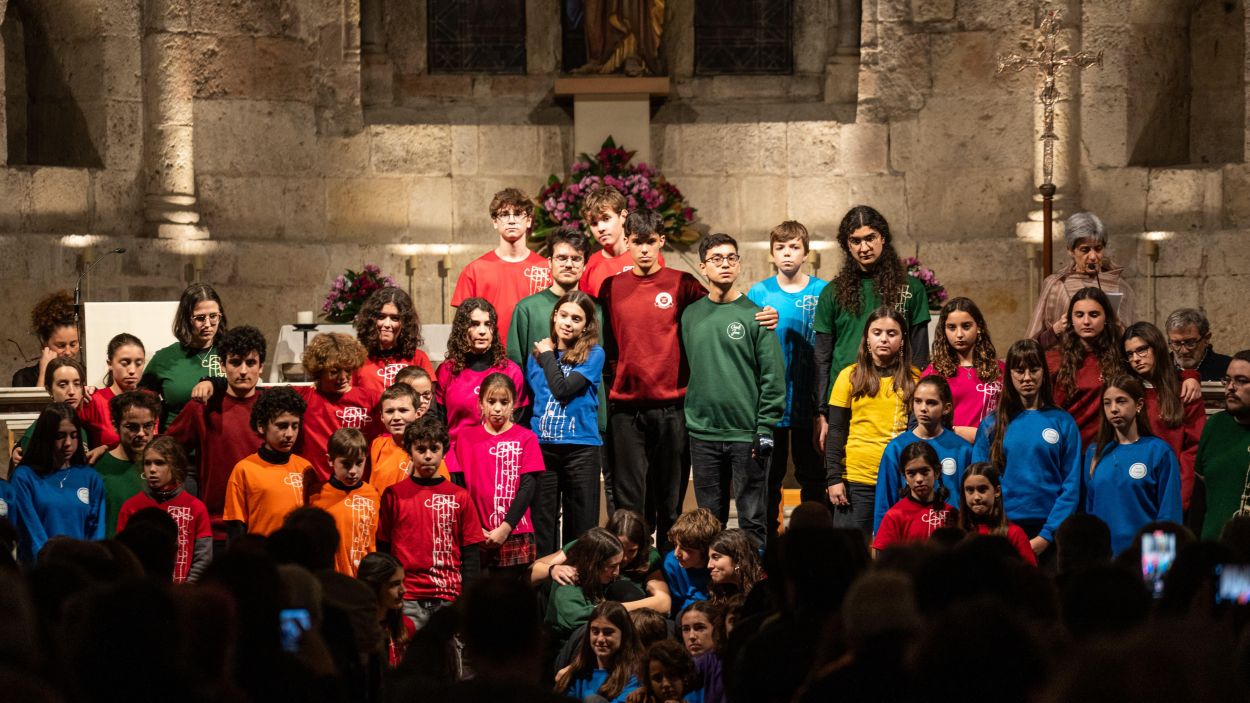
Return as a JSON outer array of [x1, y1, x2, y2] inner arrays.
[[279, 608, 311, 653], [1141, 530, 1176, 599], [1215, 565, 1250, 605]]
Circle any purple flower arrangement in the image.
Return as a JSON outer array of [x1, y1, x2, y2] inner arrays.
[[532, 137, 699, 247], [903, 257, 948, 309], [322, 264, 397, 323]]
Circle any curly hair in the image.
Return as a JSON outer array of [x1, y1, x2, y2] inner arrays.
[[708, 528, 763, 601], [542, 290, 599, 367], [832, 206, 909, 314], [354, 287, 422, 358], [1054, 287, 1124, 397], [546, 224, 591, 260], [172, 283, 227, 348], [250, 386, 307, 433], [217, 325, 268, 365], [489, 187, 534, 219], [29, 290, 76, 344], [109, 389, 162, 431], [403, 414, 449, 454], [667, 508, 722, 555], [444, 298, 507, 374], [302, 332, 367, 377], [144, 435, 190, 485], [928, 297, 999, 382], [580, 185, 627, 223], [1123, 321, 1183, 428]]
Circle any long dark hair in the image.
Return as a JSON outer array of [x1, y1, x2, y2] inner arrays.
[[707, 529, 762, 602], [356, 552, 406, 645], [929, 297, 999, 382], [354, 287, 423, 358], [1091, 375, 1154, 474], [898, 440, 949, 506], [957, 462, 1008, 535], [832, 206, 909, 314], [172, 283, 227, 348], [1055, 287, 1123, 397], [444, 298, 507, 374], [849, 307, 915, 402], [541, 290, 599, 366], [102, 333, 145, 387], [913, 375, 954, 430], [556, 601, 642, 700], [1123, 321, 1183, 428], [607, 509, 653, 576], [23, 403, 86, 475], [566, 527, 623, 603], [989, 339, 1055, 471]]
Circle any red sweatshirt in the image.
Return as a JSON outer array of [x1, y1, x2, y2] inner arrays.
[[1047, 349, 1108, 449], [1144, 384, 1206, 510], [294, 385, 382, 484], [599, 267, 706, 405], [166, 391, 263, 534]]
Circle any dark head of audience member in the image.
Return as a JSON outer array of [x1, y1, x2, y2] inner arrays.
[[116, 507, 178, 582], [1060, 564, 1151, 641], [1055, 513, 1112, 575], [279, 507, 339, 572]]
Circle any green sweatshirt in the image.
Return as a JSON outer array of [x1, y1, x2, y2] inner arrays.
[[680, 294, 785, 442], [1196, 411, 1250, 541], [94, 452, 145, 537], [141, 342, 224, 428]]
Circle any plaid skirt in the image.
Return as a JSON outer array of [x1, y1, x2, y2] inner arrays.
[[482, 532, 536, 568]]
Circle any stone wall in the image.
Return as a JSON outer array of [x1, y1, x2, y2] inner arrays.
[[0, 0, 1247, 382]]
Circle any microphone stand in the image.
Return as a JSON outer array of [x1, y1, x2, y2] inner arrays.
[[74, 247, 127, 361]]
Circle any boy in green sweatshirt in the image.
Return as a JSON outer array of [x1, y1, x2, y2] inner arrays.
[[681, 233, 785, 547]]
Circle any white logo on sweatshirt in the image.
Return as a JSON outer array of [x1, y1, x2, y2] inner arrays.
[[77, 487, 90, 504], [726, 322, 746, 340], [655, 292, 674, 309], [1042, 428, 1060, 445], [941, 458, 957, 476], [1128, 463, 1148, 480]]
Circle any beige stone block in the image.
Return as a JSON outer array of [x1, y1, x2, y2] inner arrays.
[[912, 0, 956, 23], [370, 125, 452, 175], [757, 122, 788, 175], [189, 0, 287, 35], [101, 0, 142, 36], [283, 178, 327, 240], [786, 122, 840, 176], [1202, 231, 1250, 277], [408, 177, 455, 242], [896, 96, 1030, 172], [788, 177, 850, 235], [1080, 166, 1148, 233], [477, 125, 540, 176], [848, 175, 911, 246], [234, 242, 333, 290], [90, 170, 142, 236], [1131, 230, 1201, 278], [539, 125, 571, 177], [252, 37, 315, 101], [675, 176, 741, 235], [451, 177, 530, 242], [1221, 164, 1250, 228], [652, 123, 680, 172], [840, 123, 890, 175], [0, 170, 34, 231], [103, 101, 143, 171], [31, 168, 91, 232], [953, 0, 1033, 31], [451, 125, 479, 176], [102, 37, 142, 101], [1199, 274, 1250, 351], [906, 167, 1033, 241], [1145, 168, 1207, 231], [1081, 89, 1131, 169], [191, 35, 253, 99], [194, 100, 317, 176], [327, 178, 408, 239], [720, 123, 769, 176], [317, 134, 371, 176], [737, 176, 789, 236], [197, 175, 286, 238], [680, 124, 728, 175]]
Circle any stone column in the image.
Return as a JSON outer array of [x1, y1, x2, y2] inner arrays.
[[142, 0, 206, 239]]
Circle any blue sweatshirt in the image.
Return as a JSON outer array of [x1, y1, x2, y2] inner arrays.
[[663, 550, 710, 617], [873, 428, 973, 533], [1083, 436, 1182, 555], [972, 408, 1083, 542], [10, 464, 106, 562], [566, 670, 639, 703]]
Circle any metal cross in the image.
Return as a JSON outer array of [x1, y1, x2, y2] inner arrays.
[[996, 7, 1101, 277]]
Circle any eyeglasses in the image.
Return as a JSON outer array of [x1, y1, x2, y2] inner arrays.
[[704, 254, 741, 266], [1225, 376, 1250, 389], [494, 212, 531, 222], [191, 313, 221, 324], [1168, 337, 1205, 351], [553, 255, 585, 265], [1125, 344, 1152, 359]]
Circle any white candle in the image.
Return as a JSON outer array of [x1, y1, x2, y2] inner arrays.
[[296, 310, 314, 325]]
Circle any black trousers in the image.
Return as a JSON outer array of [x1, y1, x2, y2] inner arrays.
[[608, 403, 689, 553], [767, 425, 828, 547], [532, 443, 602, 556]]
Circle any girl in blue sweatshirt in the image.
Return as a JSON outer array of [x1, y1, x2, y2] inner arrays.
[[873, 375, 972, 534], [555, 600, 642, 703], [972, 339, 1082, 561], [10, 403, 106, 562], [1083, 375, 1182, 555]]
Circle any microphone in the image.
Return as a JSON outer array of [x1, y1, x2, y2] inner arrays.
[[74, 247, 127, 317]]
